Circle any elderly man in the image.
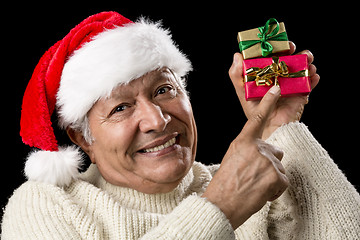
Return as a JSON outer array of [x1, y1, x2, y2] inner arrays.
[[2, 11, 359, 239]]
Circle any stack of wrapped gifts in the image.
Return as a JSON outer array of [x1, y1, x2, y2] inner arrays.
[[237, 18, 310, 100]]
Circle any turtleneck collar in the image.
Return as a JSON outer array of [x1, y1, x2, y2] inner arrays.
[[79, 162, 211, 215]]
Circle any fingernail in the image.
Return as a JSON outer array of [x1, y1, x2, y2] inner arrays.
[[233, 54, 239, 65], [269, 85, 281, 95]]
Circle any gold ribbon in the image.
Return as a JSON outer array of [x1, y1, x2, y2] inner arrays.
[[245, 56, 309, 87]]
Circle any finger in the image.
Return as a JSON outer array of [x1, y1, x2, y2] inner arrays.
[[288, 41, 296, 54], [268, 170, 289, 201], [308, 64, 320, 90], [228, 52, 246, 103], [310, 73, 320, 90], [277, 41, 296, 56], [298, 50, 314, 64], [273, 159, 286, 175], [268, 184, 287, 201], [257, 141, 285, 174], [308, 64, 317, 76], [272, 145, 284, 161], [240, 85, 281, 139], [257, 140, 284, 161]]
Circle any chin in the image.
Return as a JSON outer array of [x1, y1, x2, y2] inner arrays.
[[135, 142, 192, 178], [151, 157, 192, 182], [135, 156, 193, 193]]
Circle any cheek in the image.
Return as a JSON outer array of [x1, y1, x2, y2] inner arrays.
[[168, 96, 193, 126], [89, 119, 136, 170], [174, 97, 197, 147], [89, 121, 141, 187], [165, 96, 197, 161]]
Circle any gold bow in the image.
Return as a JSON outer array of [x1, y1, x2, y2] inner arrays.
[[245, 56, 308, 87]]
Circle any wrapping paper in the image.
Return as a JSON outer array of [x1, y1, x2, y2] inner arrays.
[[237, 18, 290, 59], [243, 54, 310, 100]]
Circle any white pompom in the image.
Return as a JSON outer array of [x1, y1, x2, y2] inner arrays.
[[24, 146, 83, 187]]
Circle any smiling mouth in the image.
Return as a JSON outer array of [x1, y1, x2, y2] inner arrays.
[[139, 137, 176, 153], [138, 135, 179, 154]]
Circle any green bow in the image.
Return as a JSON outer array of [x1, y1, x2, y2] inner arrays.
[[238, 18, 288, 57]]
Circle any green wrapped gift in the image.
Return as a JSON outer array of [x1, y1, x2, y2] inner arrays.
[[237, 18, 290, 59]]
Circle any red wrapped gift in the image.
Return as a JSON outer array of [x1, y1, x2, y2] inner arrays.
[[243, 54, 310, 101]]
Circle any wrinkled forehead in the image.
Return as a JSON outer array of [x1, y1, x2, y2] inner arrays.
[[106, 68, 180, 100]]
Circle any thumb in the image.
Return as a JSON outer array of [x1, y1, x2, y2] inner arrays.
[[240, 85, 281, 139], [228, 53, 246, 102]]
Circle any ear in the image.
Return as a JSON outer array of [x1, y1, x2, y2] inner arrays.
[[66, 128, 94, 162]]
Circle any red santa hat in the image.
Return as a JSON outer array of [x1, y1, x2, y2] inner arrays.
[[20, 11, 192, 186]]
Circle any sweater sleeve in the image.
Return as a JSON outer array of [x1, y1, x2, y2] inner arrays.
[[140, 195, 235, 240], [265, 122, 360, 239]]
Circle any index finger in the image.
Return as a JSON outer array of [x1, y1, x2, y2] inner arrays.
[[239, 85, 281, 139]]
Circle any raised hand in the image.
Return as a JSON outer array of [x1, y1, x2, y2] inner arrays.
[[229, 42, 320, 139], [202, 86, 289, 230]]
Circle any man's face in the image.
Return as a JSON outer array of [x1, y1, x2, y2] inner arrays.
[[84, 68, 197, 194]]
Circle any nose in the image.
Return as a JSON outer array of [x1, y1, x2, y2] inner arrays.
[[137, 100, 171, 133]]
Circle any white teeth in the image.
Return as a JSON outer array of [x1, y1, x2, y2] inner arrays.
[[143, 137, 176, 153]]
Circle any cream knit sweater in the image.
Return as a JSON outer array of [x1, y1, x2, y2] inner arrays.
[[2, 122, 360, 239]]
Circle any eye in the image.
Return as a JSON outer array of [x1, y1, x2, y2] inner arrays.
[[155, 84, 177, 98], [109, 104, 130, 116], [156, 86, 171, 95]]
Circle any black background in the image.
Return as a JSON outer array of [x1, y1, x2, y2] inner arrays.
[[2, 2, 359, 219]]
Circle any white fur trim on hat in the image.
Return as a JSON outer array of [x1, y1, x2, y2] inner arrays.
[[24, 146, 83, 187], [57, 19, 192, 129]]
